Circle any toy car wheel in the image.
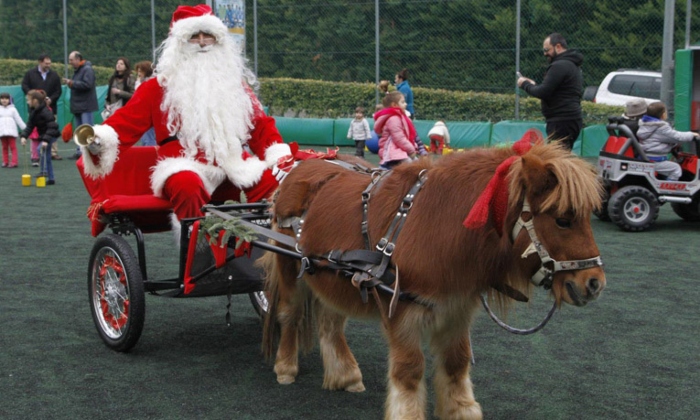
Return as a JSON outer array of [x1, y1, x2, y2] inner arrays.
[[671, 197, 700, 221], [608, 186, 659, 232], [249, 290, 269, 319], [88, 234, 145, 352]]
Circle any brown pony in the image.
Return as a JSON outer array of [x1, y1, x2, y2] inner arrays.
[[260, 142, 606, 420]]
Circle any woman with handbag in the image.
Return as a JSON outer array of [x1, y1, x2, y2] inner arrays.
[[103, 57, 134, 120]]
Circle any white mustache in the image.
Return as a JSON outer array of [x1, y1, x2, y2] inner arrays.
[[185, 43, 215, 54]]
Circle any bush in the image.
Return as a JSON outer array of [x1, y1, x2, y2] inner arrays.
[[257, 77, 623, 125], [1, 58, 623, 125], [0, 58, 113, 86]]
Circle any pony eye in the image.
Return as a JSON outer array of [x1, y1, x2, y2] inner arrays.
[[555, 218, 572, 229]]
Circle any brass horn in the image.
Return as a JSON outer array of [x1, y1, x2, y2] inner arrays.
[[73, 124, 96, 147]]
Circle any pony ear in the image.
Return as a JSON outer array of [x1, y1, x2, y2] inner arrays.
[[521, 154, 558, 205]]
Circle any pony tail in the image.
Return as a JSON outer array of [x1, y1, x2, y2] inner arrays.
[[258, 251, 281, 361]]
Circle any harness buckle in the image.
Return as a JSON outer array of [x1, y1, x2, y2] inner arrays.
[[383, 242, 395, 256], [376, 238, 388, 251]]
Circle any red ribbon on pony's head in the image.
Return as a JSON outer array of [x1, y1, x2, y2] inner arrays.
[[462, 129, 543, 236]]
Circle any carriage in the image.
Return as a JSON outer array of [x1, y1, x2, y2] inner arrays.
[[77, 146, 275, 352], [78, 133, 607, 419]]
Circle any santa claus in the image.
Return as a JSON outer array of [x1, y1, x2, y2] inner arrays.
[[81, 4, 292, 233]]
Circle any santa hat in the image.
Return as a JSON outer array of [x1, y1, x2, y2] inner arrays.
[[170, 4, 228, 41]]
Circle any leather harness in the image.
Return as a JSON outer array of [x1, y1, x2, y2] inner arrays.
[[276, 162, 429, 315]]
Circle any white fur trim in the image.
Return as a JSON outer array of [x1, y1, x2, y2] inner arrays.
[[170, 213, 181, 245], [264, 143, 292, 167], [170, 14, 228, 43], [150, 157, 227, 197], [81, 124, 120, 179], [219, 155, 269, 189]]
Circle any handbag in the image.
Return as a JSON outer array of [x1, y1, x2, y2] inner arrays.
[[101, 100, 123, 120]]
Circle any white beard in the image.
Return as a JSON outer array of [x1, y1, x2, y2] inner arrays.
[[155, 36, 257, 165]]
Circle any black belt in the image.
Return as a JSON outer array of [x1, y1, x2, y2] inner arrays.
[[160, 136, 178, 145]]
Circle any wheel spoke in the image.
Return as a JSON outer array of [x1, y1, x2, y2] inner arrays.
[[93, 248, 131, 339]]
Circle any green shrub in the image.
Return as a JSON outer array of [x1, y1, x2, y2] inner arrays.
[[258, 77, 623, 126], [0, 58, 112, 86], [1, 58, 622, 125]]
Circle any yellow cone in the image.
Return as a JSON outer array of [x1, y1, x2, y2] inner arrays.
[[36, 177, 46, 188], [22, 174, 31, 186]]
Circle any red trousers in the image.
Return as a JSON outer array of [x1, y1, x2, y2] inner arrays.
[[429, 134, 445, 155], [1, 136, 18, 166], [162, 169, 279, 220]]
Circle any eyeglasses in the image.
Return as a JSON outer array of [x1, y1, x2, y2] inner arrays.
[[542, 48, 551, 53], [188, 34, 217, 45]]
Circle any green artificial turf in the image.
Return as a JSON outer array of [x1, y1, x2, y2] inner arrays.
[[1, 143, 698, 419]]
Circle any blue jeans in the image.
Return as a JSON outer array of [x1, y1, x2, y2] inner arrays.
[[39, 138, 57, 181], [139, 127, 156, 146], [73, 113, 94, 155]]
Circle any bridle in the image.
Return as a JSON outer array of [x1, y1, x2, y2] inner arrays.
[[481, 198, 604, 335], [511, 199, 604, 289]]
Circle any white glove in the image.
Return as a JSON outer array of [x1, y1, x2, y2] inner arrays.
[[87, 139, 102, 156], [271, 155, 296, 183]]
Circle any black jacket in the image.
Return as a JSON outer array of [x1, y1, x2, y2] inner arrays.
[[21, 103, 59, 144], [522, 50, 584, 122], [69, 61, 98, 114], [21, 67, 62, 116]]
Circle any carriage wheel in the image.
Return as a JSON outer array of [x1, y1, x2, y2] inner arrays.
[[608, 186, 659, 232], [249, 291, 269, 319], [671, 196, 700, 221], [88, 234, 145, 352]]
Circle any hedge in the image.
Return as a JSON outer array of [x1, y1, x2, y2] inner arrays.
[[1, 58, 623, 126], [0, 58, 113, 86], [257, 78, 623, 126]]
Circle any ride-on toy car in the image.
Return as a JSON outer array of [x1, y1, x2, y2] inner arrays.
[[596, 117, 700, 231], [77, 146, 271, 352]]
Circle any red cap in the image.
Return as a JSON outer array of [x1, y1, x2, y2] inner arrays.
[[170, 4, 214, 28]]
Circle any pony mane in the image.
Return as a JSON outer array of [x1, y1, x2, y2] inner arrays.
[[508, 143, 602, 219]]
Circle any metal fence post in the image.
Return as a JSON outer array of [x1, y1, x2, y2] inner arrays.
[[151, 0, 156, 62], [375, 0, 380, 105], [661, 0, 675, 112], [515, 0, 521, 120], [63, 0, 68, 78], [686, 0, 693, 49], [254, 0, 258, 78]]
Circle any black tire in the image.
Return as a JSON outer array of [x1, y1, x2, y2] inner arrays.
[[608, 186, 659, 232], [594, 187, 611, 222], [249, 291, 269, 319], [88, 234, 145, 352], [583, 85, 599, 102], [671, 197, 700, 221]]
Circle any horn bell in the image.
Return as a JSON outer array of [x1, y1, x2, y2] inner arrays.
[[73, 124, 95, 147]]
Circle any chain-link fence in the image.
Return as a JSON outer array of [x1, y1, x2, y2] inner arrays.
[[2, 1, 699, 94], [249, 0, 700, 94]]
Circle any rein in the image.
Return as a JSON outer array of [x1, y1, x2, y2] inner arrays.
[[480, 294, 556, 335]]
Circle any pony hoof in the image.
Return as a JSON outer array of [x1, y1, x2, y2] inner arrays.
[[345, 382, 366, 393], [277, 374, 296, 385]]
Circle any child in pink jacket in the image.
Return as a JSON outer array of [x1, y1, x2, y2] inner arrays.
[[374, 91, 418, 170]]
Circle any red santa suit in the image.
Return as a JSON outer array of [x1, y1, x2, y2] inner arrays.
[[80, 4, 291, 224], [80, 76, 290, 221]]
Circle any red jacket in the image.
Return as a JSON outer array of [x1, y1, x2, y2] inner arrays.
[[81, 78, 290, 195]]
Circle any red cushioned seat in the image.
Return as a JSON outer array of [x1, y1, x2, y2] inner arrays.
[[77, 146, 174, 236]]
